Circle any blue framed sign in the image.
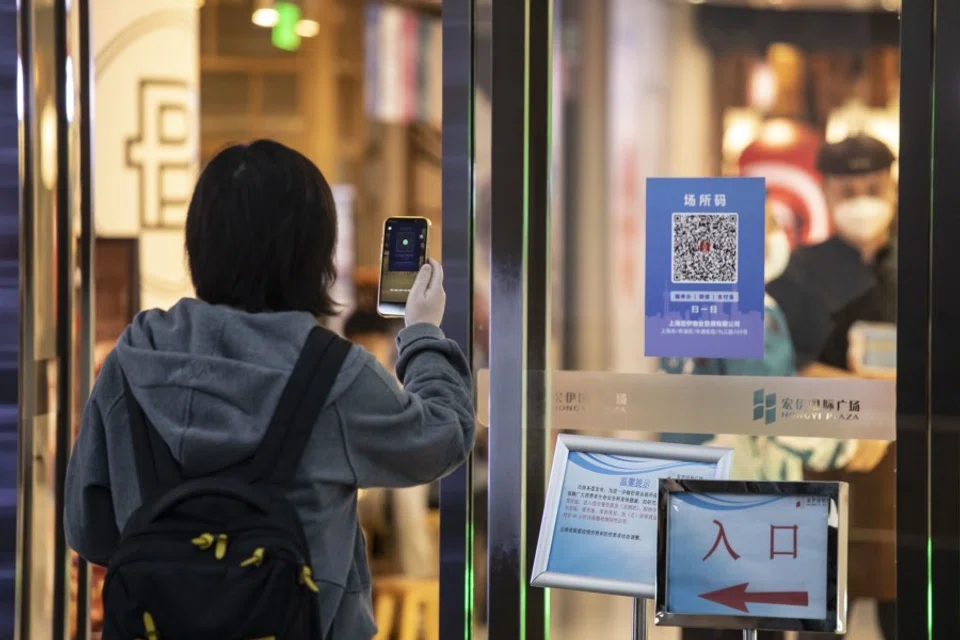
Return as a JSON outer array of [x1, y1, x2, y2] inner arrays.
[[645, 177, 766, 359], [530, 435, 733, 598], [655, 479, 849, 634]]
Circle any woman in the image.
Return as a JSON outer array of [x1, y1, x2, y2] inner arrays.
[[64, 140, 475, 639]]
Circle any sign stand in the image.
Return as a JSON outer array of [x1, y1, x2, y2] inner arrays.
[[631, 598, 647, 640], [742, 631, 757, 640]]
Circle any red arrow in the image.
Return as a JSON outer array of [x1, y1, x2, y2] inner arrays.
[[699, 583, 809, 613]]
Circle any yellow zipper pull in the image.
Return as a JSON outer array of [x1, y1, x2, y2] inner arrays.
[[143, 611, 159, 640], [300, 566, 320, 593], [240, 547, 265, 568], [191, 533, 214, 550], [214, 534, 229, 560]]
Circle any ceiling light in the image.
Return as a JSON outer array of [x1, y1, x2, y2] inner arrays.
[[252, 0, 279, 28], [297, 0, 321, 37], [296, 19, 320, 38], [748, 63, 778, 113]]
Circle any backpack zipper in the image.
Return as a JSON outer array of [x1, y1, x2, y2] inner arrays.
[[191, 532, 229, 559], [134, 611, 158, 640]]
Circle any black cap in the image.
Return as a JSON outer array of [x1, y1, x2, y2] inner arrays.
[[816, 134, 895, 177]]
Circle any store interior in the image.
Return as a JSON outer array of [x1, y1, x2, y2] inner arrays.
[[76, 0, 902, 638]]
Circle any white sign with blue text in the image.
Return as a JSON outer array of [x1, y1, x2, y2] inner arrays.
[[530, 436, 733, 599], [656, 480, 848, 634]]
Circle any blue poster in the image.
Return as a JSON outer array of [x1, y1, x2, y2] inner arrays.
[[665, 493, 829, 620], [645, 177, 766, 359], [545, 453, 721, 587]]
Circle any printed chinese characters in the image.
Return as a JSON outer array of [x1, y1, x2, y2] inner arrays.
[[702, 520, 741, 561], [562, 484, 650, 529], [770, 525, 799, 559], [776, 396, 863, 422], [553, 391, 628, 415], [701, 520, 803, 563], [684, 193, 728, 208]]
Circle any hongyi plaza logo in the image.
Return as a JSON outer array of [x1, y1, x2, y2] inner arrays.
[[553, 391, 628, 414], [752, 389, 777, 425], [752, 389, 861, 423]]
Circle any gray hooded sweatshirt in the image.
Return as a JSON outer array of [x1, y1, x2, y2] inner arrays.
[[64, 298, 475, 639]]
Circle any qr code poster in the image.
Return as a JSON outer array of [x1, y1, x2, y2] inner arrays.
[[645, 177, 766, 360], [671, 213, 739, 284]]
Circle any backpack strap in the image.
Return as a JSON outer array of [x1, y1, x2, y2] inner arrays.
[[245, 325, 352, 485], [123, 375, 182, 503]]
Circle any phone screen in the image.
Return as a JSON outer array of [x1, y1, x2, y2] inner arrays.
[[378, 217, 429, 316]]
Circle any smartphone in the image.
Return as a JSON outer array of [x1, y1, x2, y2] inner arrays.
[[377, 216, 431, 317]]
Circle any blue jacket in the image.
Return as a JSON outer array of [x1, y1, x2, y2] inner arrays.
[[65, 298, 475, 639]]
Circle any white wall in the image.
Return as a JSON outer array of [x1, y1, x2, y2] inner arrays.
[[93, 0, 199, 310], [606, 0, 669, 374], [577, 0, 713, 374], [665, 1, 716, 179]]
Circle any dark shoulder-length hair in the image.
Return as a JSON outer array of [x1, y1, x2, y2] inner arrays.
[[185, 139, 339, 316]]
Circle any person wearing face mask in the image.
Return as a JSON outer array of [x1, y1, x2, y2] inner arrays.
[[767, 134, 897, 380], [767, 134, 897, 640]]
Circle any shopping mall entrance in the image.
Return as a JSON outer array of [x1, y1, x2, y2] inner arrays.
[[3, 0, 960, 638]]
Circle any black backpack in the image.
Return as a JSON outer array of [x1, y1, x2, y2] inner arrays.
[[102, 326, 350, 640]]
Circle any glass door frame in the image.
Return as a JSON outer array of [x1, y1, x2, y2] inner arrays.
[[438, 0, 476, 637], [926, 0, 960, 636], [896, 0, 934, 638], [440, 0, 555, 638]]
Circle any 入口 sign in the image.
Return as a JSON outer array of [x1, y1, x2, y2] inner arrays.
[[656, 479, 848, 634]]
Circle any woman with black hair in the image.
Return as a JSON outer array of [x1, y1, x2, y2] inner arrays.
[[64, 140, 475, 639]]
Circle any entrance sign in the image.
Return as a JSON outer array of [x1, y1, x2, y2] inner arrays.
[[645, 177, 766, 359], [530, 435, 733, 598], [656, 479, 848, 634]]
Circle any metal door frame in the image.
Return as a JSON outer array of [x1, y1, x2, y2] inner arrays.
[[926, 0, 960, 637]]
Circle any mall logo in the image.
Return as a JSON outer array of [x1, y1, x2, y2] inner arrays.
[[752, 389, 777, 425], [553, 391, 628, 414], [752, 389, 862, 423]]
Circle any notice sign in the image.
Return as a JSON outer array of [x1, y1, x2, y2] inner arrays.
[[530, 436, 732, 599], [645, 177, 766, 359], [656, 480, 848, 634]]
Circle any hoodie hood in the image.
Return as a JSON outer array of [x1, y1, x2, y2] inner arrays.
[[114, 298, 356, 476]]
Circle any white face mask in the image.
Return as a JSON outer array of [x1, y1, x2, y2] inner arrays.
[[832, 196, 894, 246], [764, 229, 790, 283]]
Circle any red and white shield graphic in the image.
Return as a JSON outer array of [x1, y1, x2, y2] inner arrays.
[[738, 120, 830, 249]]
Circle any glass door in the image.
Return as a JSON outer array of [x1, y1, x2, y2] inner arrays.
[[449, 0, 947, 638], [545, 4, 907, 636]]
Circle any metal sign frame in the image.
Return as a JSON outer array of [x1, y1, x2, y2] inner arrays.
[[530, 434, 733, 599], [655, 479, 848, 634]]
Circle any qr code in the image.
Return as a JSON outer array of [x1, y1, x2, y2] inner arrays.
[[671, 213, 738, 284]]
